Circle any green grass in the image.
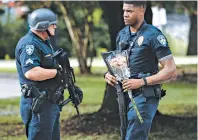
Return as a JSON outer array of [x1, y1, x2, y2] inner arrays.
[[0, 70, 197, 139], [162, 82, 196, 105], [75, 75, 106, 105], [159, 82, 197, 116]]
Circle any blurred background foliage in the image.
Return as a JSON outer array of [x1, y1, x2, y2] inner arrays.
[[0, 1, 110, 60], [0, 1, 196, 60], [0, 19, 26, 59]]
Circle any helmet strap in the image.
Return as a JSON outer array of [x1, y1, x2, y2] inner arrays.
[[46, 29, 52, 37]]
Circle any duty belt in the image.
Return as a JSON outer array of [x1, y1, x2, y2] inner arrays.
[[21, 84, 41, 98], [21, 84, 64, 105], [132, 87, 143, 97]]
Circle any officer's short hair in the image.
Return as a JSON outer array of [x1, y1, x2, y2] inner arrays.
[[123, 1, 147, 9]]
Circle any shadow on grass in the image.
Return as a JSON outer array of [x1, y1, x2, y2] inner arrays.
[[0, 122, 24, 137], [0, 112, 196, 140], [61, 111, 120, 135], [61, 112, 197, 139], [152, 114, 197, 132], [150, 115, 197, 139]]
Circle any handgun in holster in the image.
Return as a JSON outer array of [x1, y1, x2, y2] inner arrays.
[[31, 90, 47, 113], [21, 84, 47, 113]]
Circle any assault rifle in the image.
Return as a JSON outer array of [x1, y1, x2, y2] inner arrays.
[[52, 48, 83, 121], [101, 52, 127, 140]]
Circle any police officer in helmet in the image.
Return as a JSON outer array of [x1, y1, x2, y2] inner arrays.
[[15, 8, 62, 140], [104, 1, 177, 140]]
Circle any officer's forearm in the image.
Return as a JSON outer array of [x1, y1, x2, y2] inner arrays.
[[146, 67, 177, 85], [145, 56, 177, 85], [25, 66, 57, 81]]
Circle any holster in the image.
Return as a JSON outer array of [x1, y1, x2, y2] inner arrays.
[[21, 85, 63, 113], [142, 84, 166, 99], [21, 84, 32, 98], [31, 91, 47, 113], [21, 84, 40, 98], [137, 73, 166, 99]]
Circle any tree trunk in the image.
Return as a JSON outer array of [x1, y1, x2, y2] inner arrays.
[[99, 1, 124, 112], [58, 2, 92, 74], [145, 1, 153, 25], [99, 84, 118, 113], [99, 1, 153, 113], [187, 13, 197, 55], [99, 1, 124, 51]]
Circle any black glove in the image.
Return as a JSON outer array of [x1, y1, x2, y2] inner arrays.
[[56, 64, 63, 75], [70, 85, 83, 106], [54, 65, 63, 82]]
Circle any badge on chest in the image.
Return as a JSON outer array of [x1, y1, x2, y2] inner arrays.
[[137, 36, 144, 47]]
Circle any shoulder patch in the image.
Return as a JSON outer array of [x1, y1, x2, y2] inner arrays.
[[26, 45, 34, 55], [157, 35, 167, 46]]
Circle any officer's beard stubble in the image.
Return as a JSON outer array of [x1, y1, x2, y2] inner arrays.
[[124, 18, 140, 31]]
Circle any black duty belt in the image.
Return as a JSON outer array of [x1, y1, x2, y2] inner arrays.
[[124, 87, 143, 98], [21, 84, 47, 98], [132, 87, 143, 94], [131, 87, 143, 97], [21, 84, 64, 105]]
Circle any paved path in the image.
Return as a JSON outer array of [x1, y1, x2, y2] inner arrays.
[[0, 77, 21, 99], [0, 58, 106, 68], [0, 56, 197, 99]]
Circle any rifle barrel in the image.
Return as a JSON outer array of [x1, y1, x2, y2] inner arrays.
[[75, 104, 81, 124]]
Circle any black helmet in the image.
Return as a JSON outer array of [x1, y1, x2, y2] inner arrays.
[[28, 8, 57, 31]]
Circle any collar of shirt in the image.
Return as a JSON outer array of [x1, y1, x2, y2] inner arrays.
[[125, 20, 148, 38], [28, 30, 47, 42], [28, 30, 54, 52]]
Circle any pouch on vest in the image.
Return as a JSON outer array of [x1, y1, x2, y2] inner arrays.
[[41, 55, 55, 69]]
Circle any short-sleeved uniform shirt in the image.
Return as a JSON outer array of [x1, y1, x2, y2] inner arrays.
[[15, 30, 60, 89], [116, 21, 171, 78]]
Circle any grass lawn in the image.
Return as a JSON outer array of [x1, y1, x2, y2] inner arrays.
[[0, 68, 197, 140]]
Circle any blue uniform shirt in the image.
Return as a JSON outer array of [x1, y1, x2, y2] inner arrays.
[[116, 21, 171, 77], [15, 30, 60, 89]]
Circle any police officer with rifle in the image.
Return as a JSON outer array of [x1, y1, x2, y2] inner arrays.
[[15, 8, 83, 140]]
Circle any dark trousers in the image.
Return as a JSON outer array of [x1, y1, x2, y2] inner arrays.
[[20, 96, 60, 140], [125, 94, 159, 140]]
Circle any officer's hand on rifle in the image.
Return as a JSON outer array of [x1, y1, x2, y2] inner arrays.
[[104, 72, 117, 86], [54, 64, 63, 79], [56, 67, 62, 75]]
